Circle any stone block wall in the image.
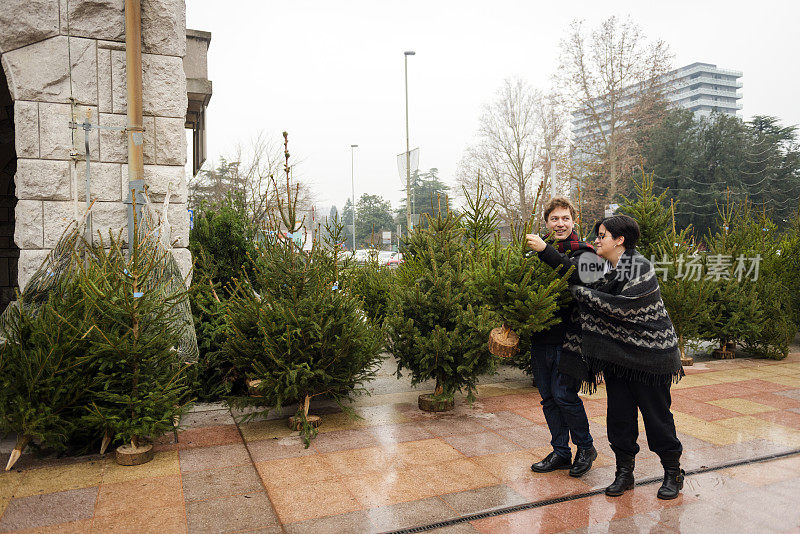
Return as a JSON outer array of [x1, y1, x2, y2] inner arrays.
[[0, 0, 192, 291]]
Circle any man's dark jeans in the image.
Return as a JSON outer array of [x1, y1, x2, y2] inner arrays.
[[532, 344, 593, 460]]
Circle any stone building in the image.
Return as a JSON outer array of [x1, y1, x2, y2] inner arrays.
[[0, 0, 211, 310]]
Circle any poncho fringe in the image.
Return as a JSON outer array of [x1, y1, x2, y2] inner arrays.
[[559, 250, 684, 393]]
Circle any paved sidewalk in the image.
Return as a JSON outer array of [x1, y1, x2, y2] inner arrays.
[[1, 353, 800, 533]]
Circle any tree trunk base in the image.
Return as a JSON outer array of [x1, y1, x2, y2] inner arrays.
[[100, 432, 112, 455], [418, 393, 454, 412], [681, 355, 694, 366], [5, 448, 22, 471], [488, 326, 520, 358], [115, 442, 154, 466], [247, 379, 263, 397], [288, 415, 321, 431], [725, 342, 735, 353], [712, 349, 734, 360]]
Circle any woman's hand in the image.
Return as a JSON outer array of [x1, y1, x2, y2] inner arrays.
[[526, 234, 546, 252]]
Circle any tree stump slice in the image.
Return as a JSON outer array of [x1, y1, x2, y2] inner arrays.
[[288, 415, 321, 431], [488, 326, 520, 358], [712, 349, 734, 360], [247, 379, 263, 397], [418, 393, 455, 412], [115, 442, 154, 466], [681, 356, 694, 366]]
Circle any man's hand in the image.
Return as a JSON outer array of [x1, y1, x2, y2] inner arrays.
[[526, 234, 546, 252]]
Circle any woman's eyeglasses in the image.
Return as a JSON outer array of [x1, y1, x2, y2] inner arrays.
[[595, 233, 607, 240]]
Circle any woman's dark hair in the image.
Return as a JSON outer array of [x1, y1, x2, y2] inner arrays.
[[594, 215, 640, 250]]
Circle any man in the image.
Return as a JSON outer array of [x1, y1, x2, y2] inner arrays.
[[527, 197, 597, 477]]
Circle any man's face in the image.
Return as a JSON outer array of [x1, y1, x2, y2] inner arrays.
[[546, 207, 574, 239]]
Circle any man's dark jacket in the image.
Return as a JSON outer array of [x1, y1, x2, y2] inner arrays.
[[530, 235, 595, 345]]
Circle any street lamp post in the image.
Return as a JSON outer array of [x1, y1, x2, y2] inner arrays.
[[404, 50, 415, 233], [350, 144, 358, 251]]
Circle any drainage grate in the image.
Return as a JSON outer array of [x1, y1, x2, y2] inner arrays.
[[380, 448, 800, 534]]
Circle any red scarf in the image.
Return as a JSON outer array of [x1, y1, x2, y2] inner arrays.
[[547, 230, 595, 254]]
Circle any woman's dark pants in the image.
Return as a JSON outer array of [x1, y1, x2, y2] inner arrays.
[[532, 344, 593, 460], [604, 369, 683, 467]]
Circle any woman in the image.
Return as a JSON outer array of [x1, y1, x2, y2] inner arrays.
[[527, 214, 685, 500]]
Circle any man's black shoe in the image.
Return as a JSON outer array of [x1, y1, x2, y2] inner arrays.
[[531, 451, 572, 473], [569, 446, 597, 477]]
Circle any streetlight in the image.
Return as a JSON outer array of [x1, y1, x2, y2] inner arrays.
[[350, 144, 358, 251], [404, 50, 415, 233]]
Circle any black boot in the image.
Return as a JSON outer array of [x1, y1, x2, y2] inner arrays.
[[657, 467, 685, 500], [569, 446, 597, 477], [531, 451, 572, 473], [605, 457, 635, 497]]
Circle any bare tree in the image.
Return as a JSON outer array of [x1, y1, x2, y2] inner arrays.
[[188, 132, 316, 229], [557, 16, 672, 214], [457, 79, 548, 229]]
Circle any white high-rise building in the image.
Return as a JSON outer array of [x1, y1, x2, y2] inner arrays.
[[571, 62, 743, 144], [665, 62, 743, 116]]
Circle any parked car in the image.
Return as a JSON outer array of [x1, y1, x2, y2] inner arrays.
[[384, 252, 404, 268]]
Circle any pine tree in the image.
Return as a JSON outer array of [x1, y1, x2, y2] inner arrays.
[[619, 170, 672, 260], [654, 217, 709, 365], [470, 223, 570, 370], [79, 228, 191, 452], [224, 133, 384, 445], [461, 174, 498, 251], [700, 198, 765, 356], [0, 266, 95, 469], [188, 249, 239, 401], [385, 207, 495, 409]]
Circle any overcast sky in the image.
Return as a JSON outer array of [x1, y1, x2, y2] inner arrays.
[[185, 0, 799, 214]]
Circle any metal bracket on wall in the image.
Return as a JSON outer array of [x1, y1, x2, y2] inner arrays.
[[69, 113, 132, 244], [124, 179, 146, 253]]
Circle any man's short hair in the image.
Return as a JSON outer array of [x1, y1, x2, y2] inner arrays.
[[594, 215, 640, 250], [543, 196, 576, 221]]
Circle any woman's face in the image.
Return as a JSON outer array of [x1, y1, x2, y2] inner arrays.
[[593, 224, 622, 259]]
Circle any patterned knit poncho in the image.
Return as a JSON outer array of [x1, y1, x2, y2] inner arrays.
[[561, 250, 684, 392]]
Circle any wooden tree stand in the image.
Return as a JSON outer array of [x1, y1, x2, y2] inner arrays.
[[418, 393, 454, 412], [488, 325, 519, 358], [287, 394, 322, 430], [712, 349, 734, 360], [679, 347, 693, 367], [115, 441, 154, 466], [288, 415, 321, 431], [247, 379, 263, 397]]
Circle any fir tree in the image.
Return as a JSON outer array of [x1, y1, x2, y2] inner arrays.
[[461, 174, 498, 251], [654, 220, 709, 365], [700, 198, 765, 356], [0, 270, 95, 469], [619, 171, 672, 260], [385, 207, 495, 406], [470, 223, 570, 370], [79, 228, 191, 451], [225, 133, 384, 445]]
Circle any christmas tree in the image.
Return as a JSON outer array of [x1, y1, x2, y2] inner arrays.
[[385, 204, 494, 411], [0, 257, 94, 469], [619, 171, 672, 260], [654, 213, 709, 365], [461, 174, 498, 251], [79, 225, 192, 457], [224, 133, 384, 445], [700, 198, 765, 357], [470, 222, 570, 369]]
